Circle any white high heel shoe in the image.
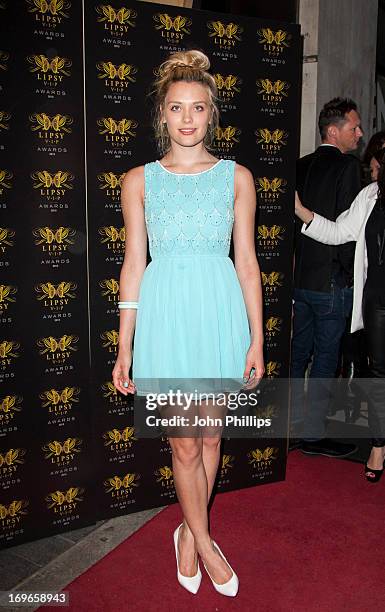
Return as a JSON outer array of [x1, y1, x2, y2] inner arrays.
[[203, 540, 239, 597], [173, 524, 202, 594]]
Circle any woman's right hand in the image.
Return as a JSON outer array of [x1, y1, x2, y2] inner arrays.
[[112, 350, 136, 396]]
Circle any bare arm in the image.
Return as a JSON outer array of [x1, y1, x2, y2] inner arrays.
[[112, 166, 147, 395], [233, 164, 264, 386], [294, 191, 314, 224]]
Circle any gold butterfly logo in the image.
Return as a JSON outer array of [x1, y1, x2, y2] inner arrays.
[[0, 500, 29, 519], [33, 226, 75, 245], [35, 281, 77, 300], [221, 454, 234, 469], [256, 128, 288, 145], [207, 20, 243, 40], [26, 0, 71, 18], [27, 54, 71, 75], [261, 271, 284, 286], [99, 226, 126, 243], [258, 225, 285, 240], [0, 111, 11, 130], [29, 113, 73, 133], [155, 466, 173, 482], [0, 170, 12, 189], [100, 330, 119, 349], [31, 170, 74, 189], [266, 361, 281, 377], [0, 227, 15, 247], [102, 381, 119, 398], [256, 178, 287, 193], [37, 335, 78, 354], [97, 117, 138, 137], [99, 278, 119, 296], [42, 438, 82, 458], [0, 395, 23, 415], [214, 126, 241, 143], [0, 340, 20, 359], [96, 5, 137, 26], [214, 74, 241, 92], [97, 172, 125, 189], [247, 447, 278, 464], [153, 14, 191, 34], [104, 473, 140, 492], [40, 387, 80, 406], [0, 448, 26, 467], [256, 79, 290, 96], [103, 427, 137, 445], [257, 28, 291, 47], [265, 317, 282, 332], [97, 61, 137, 81], [46, 487, 84, 508]]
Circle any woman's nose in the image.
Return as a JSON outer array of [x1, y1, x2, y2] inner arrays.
[[182, 111, 193, 123]]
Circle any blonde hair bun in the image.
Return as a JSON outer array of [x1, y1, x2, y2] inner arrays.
[[158, 50, 210, 79]]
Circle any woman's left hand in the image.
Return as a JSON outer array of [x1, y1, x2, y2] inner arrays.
[[295, 191, 314, 224], [294, 190, 302, 214], [243, 343, 265, 389]]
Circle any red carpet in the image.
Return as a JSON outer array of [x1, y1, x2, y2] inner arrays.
[[43, 452, 385, 611]]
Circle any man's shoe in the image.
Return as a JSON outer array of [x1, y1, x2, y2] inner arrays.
[[301, 438, 358, 458]]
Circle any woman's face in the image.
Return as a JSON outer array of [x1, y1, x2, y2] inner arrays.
[[162, 81, 212, 150], [370, 156, 380, 182]]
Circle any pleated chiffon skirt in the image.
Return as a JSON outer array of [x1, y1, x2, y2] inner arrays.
[[132, 254, 250, 395]]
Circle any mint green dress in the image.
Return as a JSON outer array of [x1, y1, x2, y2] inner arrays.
[[132, 159, 251, 395]]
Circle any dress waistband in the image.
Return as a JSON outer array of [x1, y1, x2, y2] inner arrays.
[[150, 254, 230, 260]]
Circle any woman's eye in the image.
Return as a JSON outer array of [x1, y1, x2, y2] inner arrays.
[[195, 106, 204, 111], [170, 105, 180, 111]]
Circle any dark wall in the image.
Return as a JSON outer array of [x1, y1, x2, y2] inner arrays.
[[378, 0, 385, 76], [195, 0, 299, 23]]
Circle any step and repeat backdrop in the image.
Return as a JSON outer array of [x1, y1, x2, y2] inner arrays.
[[0, 0, 300, 547]]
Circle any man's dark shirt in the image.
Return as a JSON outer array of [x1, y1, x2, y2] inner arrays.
[[295, 145, 362, 292]]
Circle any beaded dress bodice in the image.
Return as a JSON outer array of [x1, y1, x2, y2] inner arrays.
[[144, 159, 235, 258]]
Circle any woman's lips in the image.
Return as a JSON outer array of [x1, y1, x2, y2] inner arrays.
[[179, 128, 196, 135]]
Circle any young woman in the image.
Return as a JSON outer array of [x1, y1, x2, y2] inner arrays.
[[112, 50, 264, 596], [295, 149, 385, 483]]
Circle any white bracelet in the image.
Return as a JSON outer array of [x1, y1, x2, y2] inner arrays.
[[118, 301, 138, 310]]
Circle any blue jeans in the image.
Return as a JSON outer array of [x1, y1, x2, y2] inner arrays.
[[290, 283, 353, 439]]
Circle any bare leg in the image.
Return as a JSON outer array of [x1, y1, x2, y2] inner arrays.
[[178, 434, 221, 572], [169, 396, 233, 584], [202, 434, 222, 499], [169, 436, 207, 576], [170, 435, 233, 584], [200, 397, 226, 499]]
